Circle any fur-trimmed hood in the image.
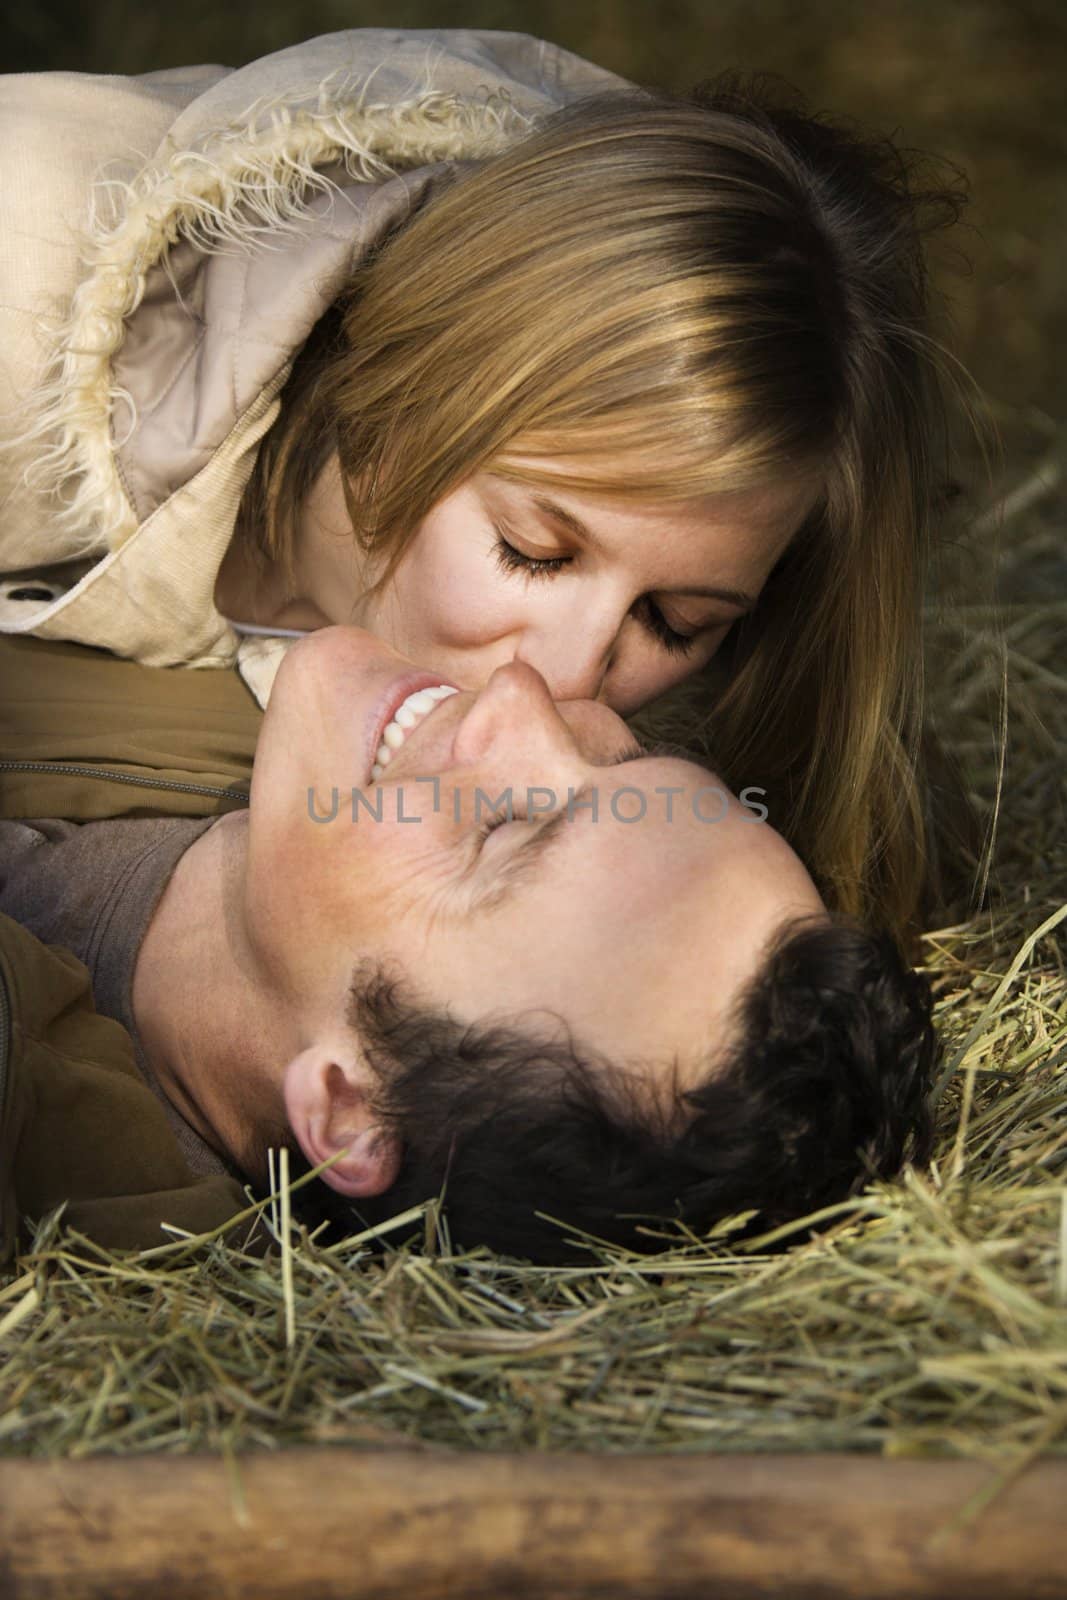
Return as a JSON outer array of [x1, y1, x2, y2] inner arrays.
[[0, 30, 628, 700]]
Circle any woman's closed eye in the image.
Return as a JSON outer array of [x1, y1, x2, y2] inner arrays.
[[491, 523, 704, 657], [629, 595, 703, 657], [492, 526, 569, 578]]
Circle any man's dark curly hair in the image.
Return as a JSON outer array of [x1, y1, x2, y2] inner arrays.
[[290, 916, 937, 1264]]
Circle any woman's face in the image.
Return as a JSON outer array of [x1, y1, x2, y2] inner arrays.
[[296, 454, 819, 717]]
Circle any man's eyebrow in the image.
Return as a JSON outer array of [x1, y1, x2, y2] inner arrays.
[[617, 737, 697, 763], [615, 741, 655, 765], [528, 493, 756, 610]]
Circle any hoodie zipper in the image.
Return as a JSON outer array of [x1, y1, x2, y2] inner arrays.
[[0, 760, 246, 802]]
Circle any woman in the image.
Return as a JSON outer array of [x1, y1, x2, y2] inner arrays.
[[0, 28, 968, 942]]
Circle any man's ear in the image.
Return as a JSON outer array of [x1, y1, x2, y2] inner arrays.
[[282, 1045, 401, 1198]]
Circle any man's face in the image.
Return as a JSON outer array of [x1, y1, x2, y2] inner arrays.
[[246, 627, 824, 1094]]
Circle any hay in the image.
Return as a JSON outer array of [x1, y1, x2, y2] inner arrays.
[[1, 403, 1064, 1469]]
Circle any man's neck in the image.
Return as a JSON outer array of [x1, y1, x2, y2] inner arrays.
[[130, 810, 292, 1183]]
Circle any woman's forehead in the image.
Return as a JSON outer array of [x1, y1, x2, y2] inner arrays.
[[484, 451, 825, 524]]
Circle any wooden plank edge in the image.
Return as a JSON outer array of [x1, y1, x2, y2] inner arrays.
[[1, 1448, 1065, 1598]]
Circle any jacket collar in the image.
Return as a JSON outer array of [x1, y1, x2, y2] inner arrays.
[[30, 30, 629, 557]]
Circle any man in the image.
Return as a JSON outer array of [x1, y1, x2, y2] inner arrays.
[[0, 627, 935, 1264]]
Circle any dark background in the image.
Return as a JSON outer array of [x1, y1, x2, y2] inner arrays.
[[3, 1, 1065, 446]]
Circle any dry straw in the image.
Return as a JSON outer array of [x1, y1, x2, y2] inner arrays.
[[1, 400, 1064, 1474]]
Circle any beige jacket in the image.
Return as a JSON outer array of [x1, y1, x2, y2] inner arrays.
[[0, 30, 627, 706]]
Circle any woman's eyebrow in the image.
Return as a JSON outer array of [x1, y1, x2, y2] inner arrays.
[[529, 493, 592, 545], [528, 493, 755, 609]]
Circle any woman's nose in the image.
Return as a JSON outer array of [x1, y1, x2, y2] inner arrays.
[[511, 613, 619, 704]]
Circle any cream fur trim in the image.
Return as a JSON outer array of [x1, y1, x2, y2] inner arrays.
[[17, 81, 534, 557]]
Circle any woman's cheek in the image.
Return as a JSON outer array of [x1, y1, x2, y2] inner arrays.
[[384, 522, 507, 650], [608, 631, 723, 715]]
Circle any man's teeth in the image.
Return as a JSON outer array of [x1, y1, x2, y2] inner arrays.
[[370, 684, 458, 780]]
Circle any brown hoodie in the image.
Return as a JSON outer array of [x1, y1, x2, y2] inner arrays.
[[0, 908, 259, 1265], [0, 633, 260, 823], [0, 632, 266, 1262]]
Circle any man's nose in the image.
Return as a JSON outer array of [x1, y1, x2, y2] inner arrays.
[[451, 659, 576, 769], [452, 658, 631, 775]]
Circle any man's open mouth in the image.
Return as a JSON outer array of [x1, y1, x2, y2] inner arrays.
[[369, 680, 459, 782]]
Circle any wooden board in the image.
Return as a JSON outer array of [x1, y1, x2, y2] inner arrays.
[[1, 1449, 1064, 1598]]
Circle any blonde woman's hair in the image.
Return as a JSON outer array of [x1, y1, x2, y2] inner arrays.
[[238, 73, 972, 945]]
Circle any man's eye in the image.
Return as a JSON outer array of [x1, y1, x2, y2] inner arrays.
[[492, 525, 570, 579], [475, 811, 513, 847]]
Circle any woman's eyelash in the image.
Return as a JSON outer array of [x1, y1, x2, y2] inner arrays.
[[632, 596, 700, 657], [490, 523, 699, 657], [491, 527, 569, 578]]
